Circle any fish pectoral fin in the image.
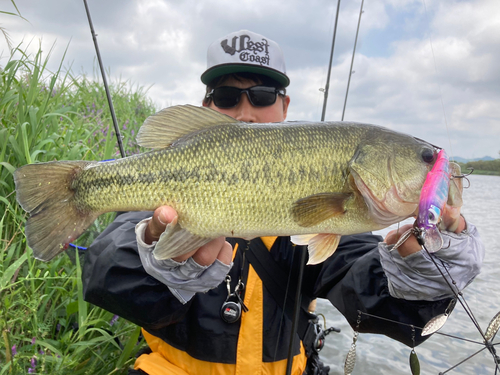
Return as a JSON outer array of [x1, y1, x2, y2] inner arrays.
[[291, 192, 352, 227], [153, 216, 213, 260], [137, 105, 239, 149], [293, 233, 342, 265]]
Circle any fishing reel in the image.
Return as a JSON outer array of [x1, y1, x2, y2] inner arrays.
[[303, 315, 340, 357], [303, 315, 340, 375]]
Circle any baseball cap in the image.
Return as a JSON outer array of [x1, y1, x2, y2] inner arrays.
[[201, 30, 290, 87]]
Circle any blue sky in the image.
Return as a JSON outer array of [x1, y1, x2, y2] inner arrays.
[[360, 4, 425, 58], [2, 0, 499, 159]]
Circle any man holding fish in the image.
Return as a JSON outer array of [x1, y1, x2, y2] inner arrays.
[[50, 30, 487, 374]]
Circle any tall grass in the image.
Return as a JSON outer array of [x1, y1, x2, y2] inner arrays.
[[0, 43, 156, 374]]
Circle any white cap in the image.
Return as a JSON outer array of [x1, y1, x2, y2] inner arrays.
[[201, 30, 290, 87]]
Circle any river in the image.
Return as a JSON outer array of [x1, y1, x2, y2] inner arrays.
[[316, 174, 500, 374]]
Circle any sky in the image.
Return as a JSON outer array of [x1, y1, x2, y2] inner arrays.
[[2, 0, 499, 159]]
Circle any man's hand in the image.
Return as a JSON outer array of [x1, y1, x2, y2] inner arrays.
[[384, 223, 420, 257], [439, 166, 465, 233], [385, 167, 466, 257], [144, 206, 233, 266]]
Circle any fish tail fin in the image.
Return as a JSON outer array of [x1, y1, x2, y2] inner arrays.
[[14, 161, 98, 261]]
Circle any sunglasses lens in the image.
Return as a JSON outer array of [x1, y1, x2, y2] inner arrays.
[[248, 87, 277, 107], [212, 87, 241, 108], [210, 86, 279, 108]]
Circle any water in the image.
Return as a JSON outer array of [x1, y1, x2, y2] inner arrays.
[[316, 174, 500, 374]]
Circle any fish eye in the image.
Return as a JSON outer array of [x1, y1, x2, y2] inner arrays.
[[421, 148, 435, 164]]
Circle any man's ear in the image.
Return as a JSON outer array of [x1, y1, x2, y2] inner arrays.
[[282, 95, 290, 120]]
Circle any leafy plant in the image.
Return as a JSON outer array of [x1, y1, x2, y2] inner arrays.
[[1, 42, 156, 374]]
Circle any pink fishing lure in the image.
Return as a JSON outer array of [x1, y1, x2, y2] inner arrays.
[[416, 149, 450, 252]]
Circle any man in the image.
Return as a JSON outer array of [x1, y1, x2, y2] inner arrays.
[[83, 30, 484, 375]]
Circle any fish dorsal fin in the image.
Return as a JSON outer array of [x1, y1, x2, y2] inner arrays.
[[291, 192, 352, 227], [137, 104, 239, 149]]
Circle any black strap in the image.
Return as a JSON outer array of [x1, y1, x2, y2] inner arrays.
[[244, 238, 314, 339]]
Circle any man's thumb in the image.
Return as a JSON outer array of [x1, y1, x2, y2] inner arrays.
[[145, 206, 177, 243]]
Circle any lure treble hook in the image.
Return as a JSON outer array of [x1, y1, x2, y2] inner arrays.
[[452, 167, 473, 189]]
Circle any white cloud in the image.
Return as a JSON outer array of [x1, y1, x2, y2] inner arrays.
[[1, 0, 499, 158]]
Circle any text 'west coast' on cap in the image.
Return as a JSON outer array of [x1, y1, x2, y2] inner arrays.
[[201, 30, 290, 87]]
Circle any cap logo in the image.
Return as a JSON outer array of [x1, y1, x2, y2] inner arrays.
[[220, 34, 270, 66]]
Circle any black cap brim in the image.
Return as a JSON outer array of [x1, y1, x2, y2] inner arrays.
[[201, 63, 290, 87]]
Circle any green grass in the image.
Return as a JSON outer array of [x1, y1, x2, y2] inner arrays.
[[0, 43, 156, 374], [455, 161, 500, 176], [469, 170, 500, 176]]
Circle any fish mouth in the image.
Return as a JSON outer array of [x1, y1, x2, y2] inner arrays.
[[350, 170, 418, 226]]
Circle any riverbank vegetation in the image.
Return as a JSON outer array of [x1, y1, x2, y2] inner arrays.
[[1, 44, 156, 374], [456, 159, 500, 176]]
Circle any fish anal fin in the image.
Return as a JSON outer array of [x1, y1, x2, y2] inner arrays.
[[137, 105, 239, 149], [291, 192, 352, 227], [152, 216, 213, 260], [302, 233, 342, 265], [290, 234, 317, 246]]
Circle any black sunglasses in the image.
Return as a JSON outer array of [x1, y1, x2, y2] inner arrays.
[[206, 86, 285, 109]]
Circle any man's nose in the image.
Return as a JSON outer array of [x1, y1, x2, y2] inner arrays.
[[233, 93, 257, 122]]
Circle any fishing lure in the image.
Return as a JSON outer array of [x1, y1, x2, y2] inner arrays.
[[414, 149, 450, 252], [392, 148, 450, 253]]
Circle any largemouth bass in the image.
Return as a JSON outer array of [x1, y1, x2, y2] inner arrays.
[[14, 105, 440, 264]]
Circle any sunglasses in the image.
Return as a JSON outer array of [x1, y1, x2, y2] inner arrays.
[[206, 86, 285, 109]]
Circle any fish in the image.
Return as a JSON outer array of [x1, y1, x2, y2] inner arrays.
[[14, 105, 440, 264]]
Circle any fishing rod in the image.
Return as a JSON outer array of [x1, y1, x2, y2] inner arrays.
[[67, 1, 126, 254], [320, 0, 341, 122], [290, 2, 357, 373], [341, 0, 364, 121], [287, 1, 342, 371], [82, 0, 125, 158], [285, 247, 308, 375], [286, 4, 343, 371]]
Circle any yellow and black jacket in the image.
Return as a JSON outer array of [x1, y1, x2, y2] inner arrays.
[[83, 211, 452, 375]]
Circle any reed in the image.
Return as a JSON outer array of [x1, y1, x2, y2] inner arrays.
[[0, 43, 156, 374]]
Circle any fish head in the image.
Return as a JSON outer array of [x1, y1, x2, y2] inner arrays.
[[349, 129, 438, 226]]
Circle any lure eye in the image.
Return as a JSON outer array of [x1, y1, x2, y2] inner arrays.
[[427, 206, 441, 225], [421, 148, 436, 164]]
